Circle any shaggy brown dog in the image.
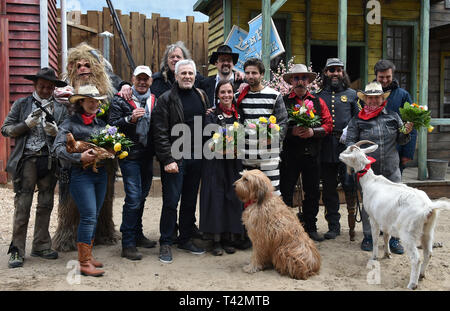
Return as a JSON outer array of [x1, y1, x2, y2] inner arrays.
[[234, 169, 321, 280]]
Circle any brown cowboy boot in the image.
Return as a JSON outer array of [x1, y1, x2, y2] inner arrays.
[[345, 191, 357, 241], [77, 242, 105, 277], [89, 240, 103, 268]]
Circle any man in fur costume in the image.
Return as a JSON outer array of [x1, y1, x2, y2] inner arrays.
[[52, 42, 126, 251]]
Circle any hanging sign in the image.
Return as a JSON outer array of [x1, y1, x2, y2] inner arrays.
[[224, 14, 285, 72]]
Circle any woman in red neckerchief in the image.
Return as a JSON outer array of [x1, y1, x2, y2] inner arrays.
[[53, 85, 109, 277], [199, 80, 245, 256], [345, 81, 413, 253]]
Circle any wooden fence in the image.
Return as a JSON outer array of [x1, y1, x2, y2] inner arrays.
[[57, 8, 210, 81]]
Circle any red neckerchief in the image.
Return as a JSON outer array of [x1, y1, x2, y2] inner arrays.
[[288, 90, 314, 106], [81, 113, 96, 125], [358, 100, 387, 120], [236, 85, 250, 108], [219, 102, 239, 119], [356, 156, 377, 182]]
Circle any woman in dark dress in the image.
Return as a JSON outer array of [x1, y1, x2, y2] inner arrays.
[[200, 80, 244, 256]]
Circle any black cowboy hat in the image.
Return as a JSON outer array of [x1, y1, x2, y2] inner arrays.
[[209, 45, 239, 65], [24, 67, 67, 87]]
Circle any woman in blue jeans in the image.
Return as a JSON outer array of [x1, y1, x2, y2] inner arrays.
[[53, 85, 109, 277]]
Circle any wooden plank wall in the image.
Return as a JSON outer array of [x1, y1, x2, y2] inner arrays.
[[0, 16, 10, 184], [430, 0, 450, 28], [58, 9, 209, 81], [6, 0, 41, 104]]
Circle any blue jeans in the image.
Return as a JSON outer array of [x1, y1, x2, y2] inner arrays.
[[70, 166, 108, 244], [119, 158, 152, 248], [159, 159, 202, 246]]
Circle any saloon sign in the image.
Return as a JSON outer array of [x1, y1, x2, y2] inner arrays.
[[224, 14, 285, 72]]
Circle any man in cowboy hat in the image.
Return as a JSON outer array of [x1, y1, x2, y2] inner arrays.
[[280, 63, 333, 242], [1, 67, 68, 268], [199, 44, 245, 107], [315, 57, 360, 241]]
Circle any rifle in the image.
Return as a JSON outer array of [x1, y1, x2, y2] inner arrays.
[[33, 100, 56, 123]]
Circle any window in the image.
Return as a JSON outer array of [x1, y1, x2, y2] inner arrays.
[[441, 52, 450, 131], [383, 20, 418, 100], [386, 26, 413, 91]]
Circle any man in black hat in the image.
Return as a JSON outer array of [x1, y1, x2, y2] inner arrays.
[[1, 67, 68, 268], [199, 45, 245, 107], [314, 58, 360, 241]]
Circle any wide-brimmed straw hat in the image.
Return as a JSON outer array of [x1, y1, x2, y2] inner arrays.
[[68, 85, 107, 104], [282, 64, 317, 83], [357, 82, 391, 101], [24, 67, 67, 87]]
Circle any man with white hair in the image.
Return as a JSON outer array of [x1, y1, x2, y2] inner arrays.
[[151, 59, 211, 263], [109, 65, 157, 260]]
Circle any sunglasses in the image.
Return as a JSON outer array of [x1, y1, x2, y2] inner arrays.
[[327, 67, 343, 73], [293, 76, 309, 82]]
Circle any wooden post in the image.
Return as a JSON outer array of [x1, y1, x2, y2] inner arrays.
[[223, 0, 231, 40], [418, 0, 430, 180], [262, 0, 271, 80], [0, 17, 10, 184], [338, 0, 347, 68], [305, 0, 311, 67]]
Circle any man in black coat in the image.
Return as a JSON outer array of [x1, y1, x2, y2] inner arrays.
[[315, 58, 360, 241], [109, 65, 157, 260], [198, 45, 244, 107], [151, 59, 211, 264]]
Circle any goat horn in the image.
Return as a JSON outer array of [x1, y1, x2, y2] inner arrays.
[[354, 140, 376, 147]]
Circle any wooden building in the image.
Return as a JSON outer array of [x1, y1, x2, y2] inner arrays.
[[0, 0, 59, 183], [195, 0, 450, 177]]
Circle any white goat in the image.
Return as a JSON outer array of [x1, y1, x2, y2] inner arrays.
[[339, 140, 450, 290]]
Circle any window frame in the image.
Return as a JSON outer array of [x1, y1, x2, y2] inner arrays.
[[382, 19, 419, 103], [440, 51, 450, 132]]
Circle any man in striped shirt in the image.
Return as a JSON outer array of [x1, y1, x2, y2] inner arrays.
[[236, 58, 288, 195]]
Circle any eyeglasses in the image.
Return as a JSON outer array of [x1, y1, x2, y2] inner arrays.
[[293, 76, 309, 82], [327, 67, 343, 73]]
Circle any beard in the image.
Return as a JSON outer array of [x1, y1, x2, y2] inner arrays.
[[323, 75, 344, 89]]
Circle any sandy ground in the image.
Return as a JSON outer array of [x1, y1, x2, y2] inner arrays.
[[0, 184, 449, 292]]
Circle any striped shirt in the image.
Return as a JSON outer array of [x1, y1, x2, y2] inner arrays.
[[236, 86, 288, 194]]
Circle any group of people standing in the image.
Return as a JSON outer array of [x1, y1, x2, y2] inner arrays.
[[1, 38, 415, 277]]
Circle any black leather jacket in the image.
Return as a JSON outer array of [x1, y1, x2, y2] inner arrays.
[[108, 94, 154, 160], [151, 83, 211, 166]]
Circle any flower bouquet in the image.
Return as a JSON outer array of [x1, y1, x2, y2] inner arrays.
[[287, 99, 322, 128], [96, 100, 110, 117], [399, 102, 433, 133], [245, 115, 281, 147], [89, 125, 133, 159], [210, 122, 245, 157]]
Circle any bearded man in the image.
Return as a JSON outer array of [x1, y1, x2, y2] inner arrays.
[[52, 43, 124, 251], [315, 58, 360, 241]]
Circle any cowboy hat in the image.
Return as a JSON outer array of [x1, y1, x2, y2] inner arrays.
[[209, 45, 239, 65], [24, 67, 67, 87], [69, 85, 107, 104], [357, 82, 391, 101], [282, 64, 317, 84]]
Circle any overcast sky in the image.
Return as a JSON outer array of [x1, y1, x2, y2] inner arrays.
[[58, 0, 209, 22]]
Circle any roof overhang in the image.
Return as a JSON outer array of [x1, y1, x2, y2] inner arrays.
[[193, 0, 214, 15]]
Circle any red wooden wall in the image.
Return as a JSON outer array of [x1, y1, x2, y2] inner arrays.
[[0, 0, 58, 183]]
